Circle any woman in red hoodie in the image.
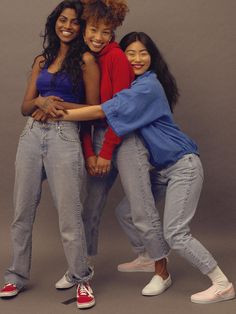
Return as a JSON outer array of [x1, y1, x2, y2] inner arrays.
[[55, 0, 170, 290]]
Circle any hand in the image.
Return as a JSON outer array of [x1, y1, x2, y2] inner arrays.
[[85, 155, 97, 176], [37, 96, 65, 117], [95, 156, 111, 176], [32, 109, 49, 122]]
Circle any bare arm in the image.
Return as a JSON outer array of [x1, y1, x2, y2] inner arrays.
[[82, 52, 100, 105], [21, 55, 45, 116], [22, 56, 64, 116], [61, 105, 105, 121]]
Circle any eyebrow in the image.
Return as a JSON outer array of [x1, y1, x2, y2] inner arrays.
[[59, 14, 78, 21], [126, 49, 148, 52]]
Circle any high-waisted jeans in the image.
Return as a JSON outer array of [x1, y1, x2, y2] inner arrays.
[[116, 153, 217, 275], [83, 128, 169, 260], [4, 118, 92, 289]]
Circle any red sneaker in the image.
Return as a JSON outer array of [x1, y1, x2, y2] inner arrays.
[[77, 282, 95, 309], [0, 283, 19, 297]]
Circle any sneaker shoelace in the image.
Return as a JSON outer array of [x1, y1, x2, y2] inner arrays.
[[78, 284, 93, 298], [4, 283, 16, 288]]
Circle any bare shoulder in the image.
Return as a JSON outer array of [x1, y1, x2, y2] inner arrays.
[[32, 55, 45, 70], [82, 52, 97, 65]]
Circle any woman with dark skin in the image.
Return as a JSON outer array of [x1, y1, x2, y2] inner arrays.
[[0, 0, 99, 309], [53, 31, 235, 304]]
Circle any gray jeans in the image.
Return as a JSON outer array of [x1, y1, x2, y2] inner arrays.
[[116, 154, 217, 275], [83, 128, 169, 260], [4, 118, 92, 289]]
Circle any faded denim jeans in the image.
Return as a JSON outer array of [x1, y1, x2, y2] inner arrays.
[[83, 128, 169, 260], [116, 153, 217, 274], [4, 118, 92, 289]]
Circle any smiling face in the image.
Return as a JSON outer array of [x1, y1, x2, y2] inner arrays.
[[55, 8, 80, 44], [84, 20, 113, 53], [125, 40, 151, 76]]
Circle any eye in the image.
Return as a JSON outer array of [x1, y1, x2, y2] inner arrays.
[[73, 19, 80, 25], [89, 27, 97, 32], [126, 52, 135, 57], [103, 31, 111, 36], [140, 51, 149, 57], [58, 17, 66, 23]]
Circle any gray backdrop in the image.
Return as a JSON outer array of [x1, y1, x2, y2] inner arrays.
[[0, 1, 236, 314]]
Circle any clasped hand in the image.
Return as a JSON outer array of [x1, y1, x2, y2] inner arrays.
[[32, 96, 66, 121], [86, 156, 111, 176]]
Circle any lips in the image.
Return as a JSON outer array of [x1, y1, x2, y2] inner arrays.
[[61, 30, 73, 37], [91, 41, 104, 48], [132, 64, 144, 69]]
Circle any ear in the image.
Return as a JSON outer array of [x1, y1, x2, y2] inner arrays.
[[109, 32, 115, 43]]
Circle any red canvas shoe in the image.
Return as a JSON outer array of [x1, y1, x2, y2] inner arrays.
[[77, 282, 95, 309], [0, 283, 19, 297]]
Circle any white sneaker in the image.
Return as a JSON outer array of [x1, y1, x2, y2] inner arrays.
[[55, 272, 75, 289], [117, 255, 155, 272], [142, 274, 172, 296]]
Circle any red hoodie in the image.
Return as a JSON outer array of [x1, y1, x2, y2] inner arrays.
[[82, 42, 134, 160]]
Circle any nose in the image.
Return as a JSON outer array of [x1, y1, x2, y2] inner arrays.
[[94, 32, 102, 41], [64, 21, 72, 29], [134, 54, 142, 62]]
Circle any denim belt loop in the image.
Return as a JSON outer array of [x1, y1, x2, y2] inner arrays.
[[28, 117, 35, 129]]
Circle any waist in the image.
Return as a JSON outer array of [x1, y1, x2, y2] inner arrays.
[[27, 117, 80, 129]]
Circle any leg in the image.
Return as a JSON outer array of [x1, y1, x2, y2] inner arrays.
[[115, 168, 167, 255], [83, 128, 118, 256], [162, 154, 217, 274], [4, 121, 44, 290], [117, 133, 169, 260], [162, 154, 235, 303], [44, 122, 92, 283], [115, 197, 145, 255]]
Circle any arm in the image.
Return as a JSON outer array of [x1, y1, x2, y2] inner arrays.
[[61, 75, 167, 136], [21, 55, 44, 116], [61, 105, 104, 120], [102, 76, 168, 136], [98, 50, 135, 161], [22, 56, 66, 117], [80, 52, 100, 175]]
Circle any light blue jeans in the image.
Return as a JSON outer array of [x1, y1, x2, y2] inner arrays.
[[83, 128, 169, 260], [116, 154, 218, 275], [4, 118, 92, 289]]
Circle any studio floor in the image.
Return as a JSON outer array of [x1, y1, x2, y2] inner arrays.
[[0, 185, 235, 314]]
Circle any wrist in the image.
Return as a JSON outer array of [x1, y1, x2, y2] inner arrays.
[[35, 96, 45, 109]]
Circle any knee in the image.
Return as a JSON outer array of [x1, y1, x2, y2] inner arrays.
[[164, 228, 188, 250]]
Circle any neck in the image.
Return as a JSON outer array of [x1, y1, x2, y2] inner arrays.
[[59, 42, 70, 57]]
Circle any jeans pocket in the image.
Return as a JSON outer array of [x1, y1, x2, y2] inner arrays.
[[19, 122, 31, 138], [57, 124, 80, 142]]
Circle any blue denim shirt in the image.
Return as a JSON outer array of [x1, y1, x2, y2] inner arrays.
[[102, 71, 198, 169]]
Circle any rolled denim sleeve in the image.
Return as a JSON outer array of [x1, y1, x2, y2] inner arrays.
[[102, 74, 169, 136]]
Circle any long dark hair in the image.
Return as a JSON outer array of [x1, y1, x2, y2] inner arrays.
[[119, 32, 179, 111], [41, 0, 86, 93]]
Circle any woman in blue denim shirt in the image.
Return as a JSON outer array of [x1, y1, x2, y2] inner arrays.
[[55, 31, 235, 304]]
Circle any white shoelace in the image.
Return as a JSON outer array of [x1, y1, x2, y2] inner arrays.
[[78, 284, 93, 298]]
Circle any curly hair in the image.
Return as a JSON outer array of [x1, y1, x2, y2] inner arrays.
[[81, 0, 129, 29], [40, 0, 87, 94], [119, 32, 179, 111]]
